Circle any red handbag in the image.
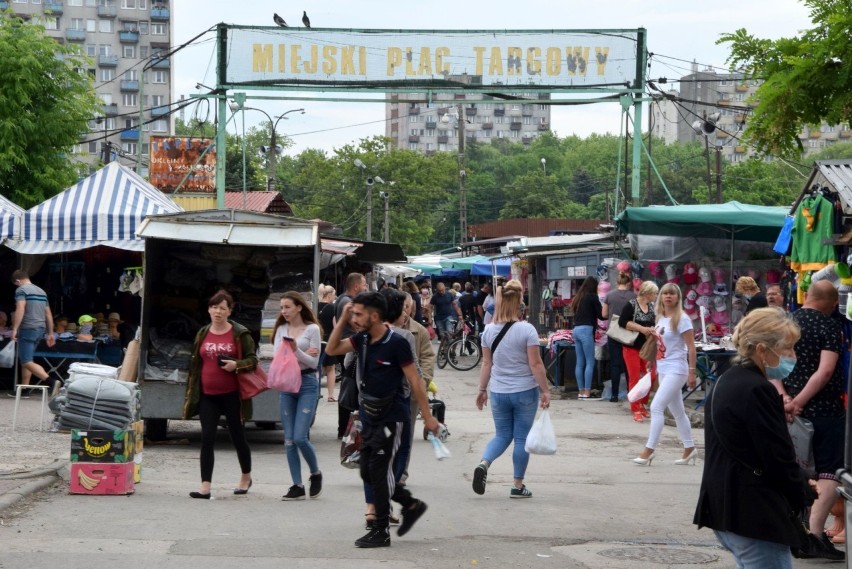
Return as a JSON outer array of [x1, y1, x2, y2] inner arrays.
[[238, 366, 268, 400]]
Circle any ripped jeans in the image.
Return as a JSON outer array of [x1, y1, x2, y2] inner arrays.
[[279, 370, 320, 485]]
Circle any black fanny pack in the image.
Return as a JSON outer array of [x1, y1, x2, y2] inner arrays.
[[359, 392, 396, 419]]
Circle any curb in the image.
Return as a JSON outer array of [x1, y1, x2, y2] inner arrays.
[[0, 460, 67, 514]]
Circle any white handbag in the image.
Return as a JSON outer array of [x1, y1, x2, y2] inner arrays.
[[605, 314, 639, 345]]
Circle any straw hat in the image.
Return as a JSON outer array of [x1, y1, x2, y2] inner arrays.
[[108, 312, 123, 323]]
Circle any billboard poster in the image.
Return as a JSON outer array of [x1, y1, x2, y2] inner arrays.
[[149, 136, 216, 194]]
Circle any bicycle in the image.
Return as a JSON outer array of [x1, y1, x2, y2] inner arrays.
[[436, 320, 482, 371]]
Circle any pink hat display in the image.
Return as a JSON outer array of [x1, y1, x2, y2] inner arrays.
[[712, 268, 726, 284], [684, 304, 699, 320], [696, 281, 713, 296], [696, 295, 712, 309], [712, 295, 727, 311], [632, 277, 642, 293], [683, 262, 698, 285], [699, 266, 712, 283], [648, 261, 663, 277], [598, 281, 611, 296], [712, 308, 729, 327], [766, 269, 781, 285], [713, 282, 729, 296], [685, 288, 698, 303], [616, 260, 631, 274]]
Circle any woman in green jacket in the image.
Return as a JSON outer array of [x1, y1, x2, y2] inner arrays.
[[183, 290, 259, 499]]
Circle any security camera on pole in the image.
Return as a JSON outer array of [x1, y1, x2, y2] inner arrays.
[[692, 112, 723, 204], [354, 159, 384, 241]]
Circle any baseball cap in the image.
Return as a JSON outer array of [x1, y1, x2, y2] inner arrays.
[[683, 262, 698, 285]]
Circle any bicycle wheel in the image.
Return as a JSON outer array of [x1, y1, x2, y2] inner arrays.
[[436, 341, 448, 369], [447, 338, 481, 371]]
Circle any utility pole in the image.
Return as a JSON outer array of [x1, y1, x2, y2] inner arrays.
[[715, 146, 723, 204], [381, 191, 390, 242], [365, 177, 373, 241], [458, 104, 467, 251]]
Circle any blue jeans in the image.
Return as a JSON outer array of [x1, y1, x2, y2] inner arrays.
[[435, 317, 456, 339], [714, 530, 793, 569], [279, 370, 320, 485], [573, 325, 595, 391], [17, 327, 45, 364], [482, 387, 538, 480]]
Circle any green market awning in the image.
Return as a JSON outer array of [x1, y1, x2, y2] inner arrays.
[[615, 201, 788, 243], [439, 255, 489, 270]]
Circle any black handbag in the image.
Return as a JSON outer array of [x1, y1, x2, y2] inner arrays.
[[338, 358, 359, 411]]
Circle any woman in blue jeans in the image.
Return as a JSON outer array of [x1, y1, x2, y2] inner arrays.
[[473, 279, 550, 498], [273, 291, 323, 501], [571, 276, 603, 399]]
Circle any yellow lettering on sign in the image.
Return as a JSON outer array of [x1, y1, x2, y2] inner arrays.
[[323, 45, 338, 74], [252, 44, 273, 73], [304, 44, 318, 74], [340, 46, 356, 75], [435, 47, 450, 74], [473, 46, 486, 76], [290, 45, 302, 74], [278, 44, 286, 72], [405, 48, 415, 76], [545, 47, 561, 76], [417, 47, 433, 75], [526, 47, 541, 75], [488, 47, 503, 75], [387, 47, 402, 75], [359, 46, 366, 76], [565, 47, 590, 76], [595, 47, 609, 75]]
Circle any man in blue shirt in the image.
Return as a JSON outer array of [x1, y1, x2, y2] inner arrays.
[[327, 292, 439, 548], [8, 270, 57, 397], [430, 282, 462, 342]]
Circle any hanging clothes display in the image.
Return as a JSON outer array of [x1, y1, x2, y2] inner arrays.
[[790, 193, 835, 272]]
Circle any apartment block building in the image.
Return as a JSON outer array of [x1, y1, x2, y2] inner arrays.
[[675, 67, 850, 161], [2, 0, 173, 173], [649, 88, 680, 146], [385, 75, 551, 154]]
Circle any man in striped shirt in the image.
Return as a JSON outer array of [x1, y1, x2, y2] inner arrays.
[[8, 270, 57, 397]]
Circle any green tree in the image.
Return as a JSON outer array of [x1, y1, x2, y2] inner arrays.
[[719, 0, 852, 156], [0, 14, 101, 206]]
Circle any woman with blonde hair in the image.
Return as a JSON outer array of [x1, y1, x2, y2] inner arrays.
[[633, 283, 697, 466], [317, 284, 338, 401], [735, 276, 767, 315], [695, 308, 812, 567], [619, 280, 659, 421], [473, 279, 550, 498]]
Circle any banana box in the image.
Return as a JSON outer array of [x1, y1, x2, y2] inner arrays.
[[69, 463, 135, 495], [70, 429, 135, 463], [131, 420, 143, 483]]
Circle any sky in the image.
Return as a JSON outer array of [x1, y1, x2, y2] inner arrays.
[[171, 0, 812, 155]]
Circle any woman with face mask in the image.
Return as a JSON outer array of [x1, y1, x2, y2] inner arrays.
[[694, 307, 813, 568]]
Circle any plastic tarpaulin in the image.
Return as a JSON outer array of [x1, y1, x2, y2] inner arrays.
[[615, 201, 788, 243], [472, 256, 514, 277]]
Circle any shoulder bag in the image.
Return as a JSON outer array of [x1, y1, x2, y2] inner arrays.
[[490, 321, 516, 354], [606, 309, 639, 345], [238, 365, 268, 400]]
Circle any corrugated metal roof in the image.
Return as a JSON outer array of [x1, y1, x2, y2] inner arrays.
[[800, 160, 852, 215], [469, 218, 606, 239], [170, 192, 293, 215]]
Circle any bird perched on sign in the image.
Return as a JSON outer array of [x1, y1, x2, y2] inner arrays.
[[273, 13, 287, 27], [302, 10, 311, 28]]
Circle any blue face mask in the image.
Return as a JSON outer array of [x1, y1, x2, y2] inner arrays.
[[765, 349, 796, 380]]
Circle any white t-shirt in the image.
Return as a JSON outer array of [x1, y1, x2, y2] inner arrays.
[[481, 321, 540, 393], [273, 323, 321, 371], [654, 316, 693, 376]]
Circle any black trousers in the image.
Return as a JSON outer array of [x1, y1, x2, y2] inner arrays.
[[198, 391, 252, 482], [360, 419, 416, 529]]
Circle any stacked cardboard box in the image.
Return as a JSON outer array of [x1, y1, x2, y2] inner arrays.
[[69, 427, 136, 495]]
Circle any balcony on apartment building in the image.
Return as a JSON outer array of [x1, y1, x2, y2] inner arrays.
[[408, 135, 420, 143], [465, 106, 477, 117], [840, 130, 852, 139], [65, 29, 86, 41], [103, 103, 118, 116], [522, 136, 534, 144], [493, 107, 505, 116], [425, 121, 437, 129], [98, 54, 119, 67], [151, 105, 170, 118], [482, 122, 494, 130], [0, 1, 8, 9], [98, 4, 117, 17], [120, 79, 139, 91], [522, 107, 533, 117], [408, 105, 420, 115], [119, 30, 140, 43], [120, 129, 139, 141], [150, 57, 170, 69], [509, 122, 522, 130], [150, 5, 170, 20], [44, 2, 63, 14], [437, 135, 448, 144], [537, 123, 549, 131]]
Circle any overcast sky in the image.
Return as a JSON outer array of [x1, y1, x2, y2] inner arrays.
[[172, 0, 812, 155]]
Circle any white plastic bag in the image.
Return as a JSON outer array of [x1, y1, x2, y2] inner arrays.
[[627, 372, 652, 402], [525, 410, 557, 455], [427, 433, 452, 460], [0, 341, 15, 368]]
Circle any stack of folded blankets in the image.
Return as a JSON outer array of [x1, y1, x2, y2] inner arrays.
[[55, 363, 141, 430]]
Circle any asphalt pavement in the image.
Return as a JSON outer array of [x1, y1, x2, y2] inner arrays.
[[0, 362, 837, 568]]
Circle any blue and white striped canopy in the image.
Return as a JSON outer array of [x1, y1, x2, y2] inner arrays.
[[0, 194, 25, 240], [10, 162, 181, 254]]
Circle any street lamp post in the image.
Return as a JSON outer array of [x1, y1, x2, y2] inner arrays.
[[380, 191, 390, 243], [242, 107, 305, 190], [541, 157, 546, 175], [353, 159, 384, 241]]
